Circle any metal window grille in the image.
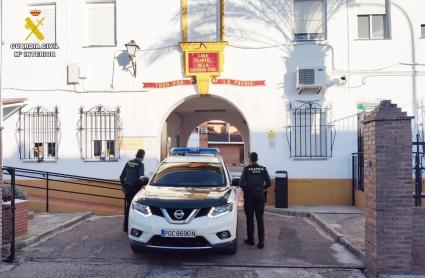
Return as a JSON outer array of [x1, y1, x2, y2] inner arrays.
[[286, 101, 335, 158], [77, 105, 122, 161], [17, 106, 60, 161]]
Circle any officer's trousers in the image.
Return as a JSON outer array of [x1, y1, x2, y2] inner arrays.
[[124, 188, 138, 231], [243, 190, 265, 243]]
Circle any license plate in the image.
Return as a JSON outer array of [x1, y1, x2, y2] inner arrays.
[[161, 229, 196, 238]]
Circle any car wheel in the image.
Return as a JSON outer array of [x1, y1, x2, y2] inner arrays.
[[130, 243, 143, 253], [224, 239, 238, 255]]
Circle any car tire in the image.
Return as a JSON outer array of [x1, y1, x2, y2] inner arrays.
[[224, 239, 238, 255], [130, 243, 144, 253]]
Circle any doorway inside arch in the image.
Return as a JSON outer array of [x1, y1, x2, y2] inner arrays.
[[160, 95, 250, 171], [187, 121, 245, 166]]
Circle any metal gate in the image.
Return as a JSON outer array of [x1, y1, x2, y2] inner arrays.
[[352, 114, 424, 207], [413, 134, 424, 207]]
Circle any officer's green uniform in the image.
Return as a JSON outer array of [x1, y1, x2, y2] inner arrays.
[[239, 163, 271, 244], [120, 158, 144, 232]]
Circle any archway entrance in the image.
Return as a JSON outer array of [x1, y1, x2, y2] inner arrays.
[[160, 95, 250, 169]]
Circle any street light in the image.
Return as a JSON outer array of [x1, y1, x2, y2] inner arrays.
[[125, 40, 139, 77]]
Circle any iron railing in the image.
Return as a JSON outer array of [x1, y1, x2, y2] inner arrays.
[[2, 167, 123, 212], [1, 166, 124, 262]]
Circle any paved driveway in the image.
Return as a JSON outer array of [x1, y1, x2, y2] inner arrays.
[[0, 211, 365, 278]]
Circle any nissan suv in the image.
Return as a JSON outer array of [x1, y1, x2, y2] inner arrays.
[[128, 148, 238, 254]]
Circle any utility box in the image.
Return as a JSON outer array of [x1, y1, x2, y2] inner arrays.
[[275, 171, 288, 208], [67, 63, 80, 84]]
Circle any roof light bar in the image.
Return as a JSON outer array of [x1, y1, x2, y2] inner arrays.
[[170, 148, 220, 156]]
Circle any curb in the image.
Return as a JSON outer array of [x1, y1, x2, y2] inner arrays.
[[264, 206, 312, 217], [265, 206, 366, 262], [15, 212, 92, 250]]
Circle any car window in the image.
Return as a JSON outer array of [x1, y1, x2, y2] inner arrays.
[[150, 162, 226, 187]]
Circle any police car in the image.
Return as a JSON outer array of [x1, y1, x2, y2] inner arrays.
[[128, 148, 239, 254]]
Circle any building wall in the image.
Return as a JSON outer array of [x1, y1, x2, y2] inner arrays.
[[1, 1, 425, 205]]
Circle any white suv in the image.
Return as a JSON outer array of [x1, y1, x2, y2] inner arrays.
[[128, 148, 238, 254]]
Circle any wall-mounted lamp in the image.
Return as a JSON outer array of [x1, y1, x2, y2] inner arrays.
[[125, 40, 140, 77]]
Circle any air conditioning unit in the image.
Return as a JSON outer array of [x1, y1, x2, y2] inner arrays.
[[296, 67, 326, 94]]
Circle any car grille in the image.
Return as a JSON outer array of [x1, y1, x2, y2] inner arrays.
[[166, 208, 194, 221], [149, 207, 211, 219], [148, 236, 210, 248]]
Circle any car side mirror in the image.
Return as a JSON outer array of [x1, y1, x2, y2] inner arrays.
[[139, 176, 149, 186], [231, 178, 240, 187]]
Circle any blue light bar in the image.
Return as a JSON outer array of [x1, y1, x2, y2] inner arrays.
[[170, 148, 220, 156]]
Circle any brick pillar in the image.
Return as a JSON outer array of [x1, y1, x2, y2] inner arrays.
[[363, 100, 414, 277]]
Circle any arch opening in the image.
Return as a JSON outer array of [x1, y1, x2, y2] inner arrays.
[[160, 95, 250, 170]]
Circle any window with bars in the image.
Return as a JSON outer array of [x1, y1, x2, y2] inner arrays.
[[286, 102, 335, 158], [77, 105, 122, 161], [17, 106, 60, 161]]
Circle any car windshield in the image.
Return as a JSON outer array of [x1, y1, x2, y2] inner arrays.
[[150, 162, 226, 187]]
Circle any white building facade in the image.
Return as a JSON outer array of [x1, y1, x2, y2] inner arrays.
[[1, 0, 425, 205]]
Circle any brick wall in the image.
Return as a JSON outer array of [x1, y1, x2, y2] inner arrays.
[[2, 200, 28, 243], [208, 144, 243, 166], [413, 207, 425, 272]]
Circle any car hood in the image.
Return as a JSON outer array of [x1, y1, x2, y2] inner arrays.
[[134, 186, 232, 208]]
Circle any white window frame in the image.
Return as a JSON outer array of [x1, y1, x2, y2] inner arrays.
[[357, 14, 389, 40], [187, 0, 221, 42], [84, 0, 117, 47], [293, 0, 327, 41]]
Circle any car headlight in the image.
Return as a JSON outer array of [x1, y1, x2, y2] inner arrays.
[[131, 202, 152, 217], [208, 203, 233, 218]]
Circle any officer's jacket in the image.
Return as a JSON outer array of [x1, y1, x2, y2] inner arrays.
[[120, 159, 144, 189], [239, 163, 271, 193]]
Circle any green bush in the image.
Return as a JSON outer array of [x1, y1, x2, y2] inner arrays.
[[1, 184, 28, 201]]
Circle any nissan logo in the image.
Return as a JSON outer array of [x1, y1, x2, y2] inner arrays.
[[174, 210, 185, 220]]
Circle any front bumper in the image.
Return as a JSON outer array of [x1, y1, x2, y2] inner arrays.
[[129, 238, 236, 251], [128, 207, 237, 250]]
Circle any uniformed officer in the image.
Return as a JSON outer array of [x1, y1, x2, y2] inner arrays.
[[120, 149, 145, 232], [239, 152, 271, 249]]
